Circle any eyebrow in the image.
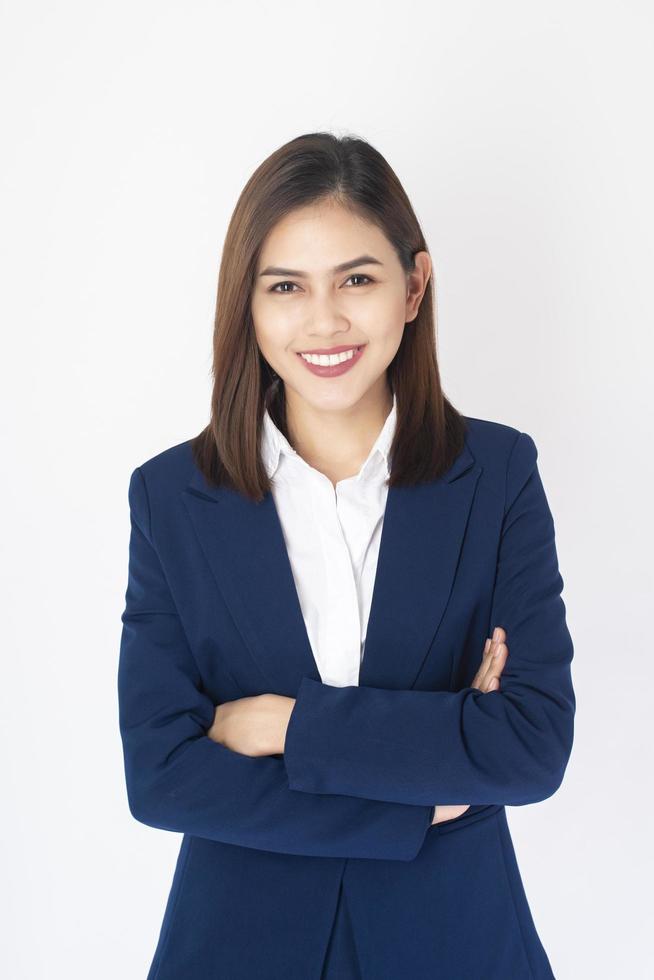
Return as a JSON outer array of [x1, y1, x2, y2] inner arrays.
[[258, 254, 384, 277]]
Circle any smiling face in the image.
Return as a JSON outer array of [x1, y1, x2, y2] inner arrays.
[[251, 198, 431, 415]]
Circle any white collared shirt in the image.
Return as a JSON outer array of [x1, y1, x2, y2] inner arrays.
[[261, 394, 397, 688]]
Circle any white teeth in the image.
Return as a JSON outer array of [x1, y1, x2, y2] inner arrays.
[[300, 347, 360, 366]]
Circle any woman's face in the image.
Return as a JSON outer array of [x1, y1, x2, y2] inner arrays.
[[251, 199, 431, 414]]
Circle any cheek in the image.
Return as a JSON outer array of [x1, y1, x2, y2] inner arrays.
[[359, 286, 405, 323], [252, 302, 296, 352], [361, 296, 407, 345]]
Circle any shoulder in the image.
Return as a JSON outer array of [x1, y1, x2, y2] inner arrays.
[[125, 437, 198, 514], [463, 414, 538, 462], [135, 437, 197, 483], [462, 415, 540, 503]]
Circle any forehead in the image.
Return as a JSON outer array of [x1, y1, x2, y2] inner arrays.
[[258, 201, 392, 268]]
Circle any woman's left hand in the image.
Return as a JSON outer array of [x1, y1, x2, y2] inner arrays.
[[208, 693, 296, 757]]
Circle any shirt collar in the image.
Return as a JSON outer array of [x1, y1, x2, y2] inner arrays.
[[261, 392, 397, 482]]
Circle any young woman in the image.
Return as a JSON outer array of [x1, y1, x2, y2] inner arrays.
[[118, 132, 575, 979]]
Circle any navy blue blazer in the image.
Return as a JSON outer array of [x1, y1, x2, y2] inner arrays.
[[117, 416, 575, 979]]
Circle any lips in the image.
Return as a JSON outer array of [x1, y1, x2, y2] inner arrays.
[[296, 343, 366, 377]]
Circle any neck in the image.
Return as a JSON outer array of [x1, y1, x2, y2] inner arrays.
[[283, 382, 393, 483]]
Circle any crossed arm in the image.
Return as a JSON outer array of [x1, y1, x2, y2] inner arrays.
[[208, 627, 510, 826]]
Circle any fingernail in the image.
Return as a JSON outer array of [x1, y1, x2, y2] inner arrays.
[[493, 627, 501, 641], [493, 643, 503, 657]]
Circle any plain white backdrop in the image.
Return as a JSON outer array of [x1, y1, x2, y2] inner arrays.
[[1, 1, 652, 977]]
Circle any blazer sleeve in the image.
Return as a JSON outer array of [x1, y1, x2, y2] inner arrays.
[[117, 466, 435, 861], [283, 431, 576, 807]]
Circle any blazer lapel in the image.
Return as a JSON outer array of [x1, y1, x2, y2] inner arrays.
[[182, 475, 319, 694], [181, 441, 481, 696], [359, 447, 482, 690]]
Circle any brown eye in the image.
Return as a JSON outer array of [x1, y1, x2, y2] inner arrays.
[[268, 274, 374, 294]]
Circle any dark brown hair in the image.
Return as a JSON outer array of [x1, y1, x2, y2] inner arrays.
[[191, 131, 467, 501]]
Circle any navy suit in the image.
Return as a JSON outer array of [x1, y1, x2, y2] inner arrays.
[[117, 416, 575, 978]]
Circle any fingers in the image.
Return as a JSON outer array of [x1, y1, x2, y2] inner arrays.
[[471, 637, 491, 684], [472, 626, 508, 692], [484, 626, 507, 691], [433, 804, 471, 825], [491, 626, 506, 646]]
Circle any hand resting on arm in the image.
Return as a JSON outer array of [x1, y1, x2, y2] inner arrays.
[[208, 626, 511, 827]]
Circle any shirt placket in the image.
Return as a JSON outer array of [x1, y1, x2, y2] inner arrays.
[[310, 470, 363, 688]]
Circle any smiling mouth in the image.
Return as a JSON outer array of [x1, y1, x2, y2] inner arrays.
[[295, 344, 366, 376], [296, 345, 364, 364]]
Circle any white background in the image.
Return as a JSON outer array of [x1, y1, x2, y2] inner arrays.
[[1, 1, 652, 977]]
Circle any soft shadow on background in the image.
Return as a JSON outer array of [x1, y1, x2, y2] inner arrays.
[[1, 1, 652, 977]]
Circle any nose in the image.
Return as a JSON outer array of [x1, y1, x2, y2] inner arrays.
[[304, 294, 351, 341]]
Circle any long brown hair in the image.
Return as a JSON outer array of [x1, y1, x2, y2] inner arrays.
[[190, 131, 467, 502]]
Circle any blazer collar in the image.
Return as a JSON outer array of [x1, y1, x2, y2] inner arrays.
[[182, 430, 481, 695]]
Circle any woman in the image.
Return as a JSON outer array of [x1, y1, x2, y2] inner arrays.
[[118, 132, 575, 979]]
